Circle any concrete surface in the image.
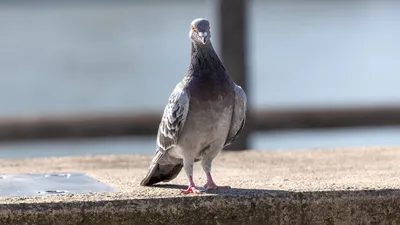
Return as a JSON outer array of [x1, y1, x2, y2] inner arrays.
[[1, 147, 400, 224]]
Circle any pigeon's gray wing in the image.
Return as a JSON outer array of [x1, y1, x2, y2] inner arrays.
[[224, 84, 247, 147], [156, 85, 190, 152], [140, 84, 190, 186]]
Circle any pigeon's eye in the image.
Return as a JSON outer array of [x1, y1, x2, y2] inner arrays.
[[192, 26, 197, 32]]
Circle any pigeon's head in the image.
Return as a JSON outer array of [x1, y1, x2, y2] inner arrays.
[[189, 18, 211, 45]]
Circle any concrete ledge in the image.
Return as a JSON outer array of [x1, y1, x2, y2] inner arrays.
[[1, 147, 400, 224]]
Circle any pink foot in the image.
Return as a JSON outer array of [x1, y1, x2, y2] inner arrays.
[[182, 176, 204, 194], [203, 172, 231, 190], [182, 185, 203, 195], [203, 181, 231, 190]]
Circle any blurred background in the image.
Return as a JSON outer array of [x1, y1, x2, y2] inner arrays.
[[0, 0, 400, 159]]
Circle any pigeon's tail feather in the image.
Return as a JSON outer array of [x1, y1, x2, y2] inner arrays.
[[140, 151, 183, 186], [140, 163, 183, 186]]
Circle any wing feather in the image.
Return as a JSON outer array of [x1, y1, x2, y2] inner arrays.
[[224, 84, 247, 147], [157, 84, 190, 152], [140, 84, 189, 186]]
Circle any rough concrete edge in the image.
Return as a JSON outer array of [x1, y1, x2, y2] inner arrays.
[[1, 189, 400, 225]]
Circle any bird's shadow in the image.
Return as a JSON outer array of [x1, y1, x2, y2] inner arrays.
[[150, 184, 291, 196]]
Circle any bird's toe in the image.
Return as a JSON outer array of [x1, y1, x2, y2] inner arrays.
[[203, 182, 231, 190], [182, 186, 204, 195]]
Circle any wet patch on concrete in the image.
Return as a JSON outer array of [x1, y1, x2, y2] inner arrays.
[[0, 172, 117, 197]]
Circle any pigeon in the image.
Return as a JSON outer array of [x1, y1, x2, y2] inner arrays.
[[140, 18, 247, 194]]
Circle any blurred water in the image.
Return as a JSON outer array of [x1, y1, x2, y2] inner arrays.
[[1, 126, 400, 159], [0, 1, 399, 158]]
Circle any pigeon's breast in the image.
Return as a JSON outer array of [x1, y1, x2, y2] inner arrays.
[[188, 71, 234, 102], [175, 74, 234, 155], [187, 71, 234, 120], [177, 98, 233, 158]]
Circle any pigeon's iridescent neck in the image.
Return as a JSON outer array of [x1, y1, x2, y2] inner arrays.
[[191, 42, 218, 59], [189, 41, 226, 75]]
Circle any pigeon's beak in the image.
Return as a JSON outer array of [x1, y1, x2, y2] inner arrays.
[[198, 32, 208, 44]]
